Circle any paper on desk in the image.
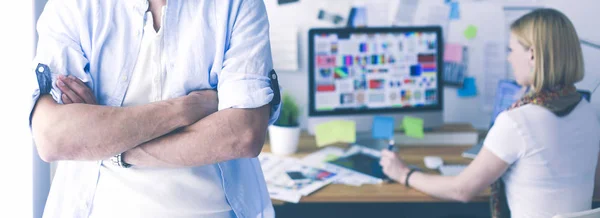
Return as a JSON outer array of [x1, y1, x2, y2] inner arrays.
[[302, 147, 346, 164], [269, 26, 298, 71], [301, 146, 383, 186], [268, 186, 302, 203], [324, 154, 339, 162], [402, 116, 424, 139], [259, 153, 338, 203]]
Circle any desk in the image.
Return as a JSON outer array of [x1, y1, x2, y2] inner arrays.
[[262, 132, 490, 205], [263, 132, 600, 217]]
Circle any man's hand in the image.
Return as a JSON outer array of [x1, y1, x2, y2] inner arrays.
[[179, 90, 219, 125], [379, 149, 411, 184], [56, 75, 219, 125], [56, 75, 97, 104]]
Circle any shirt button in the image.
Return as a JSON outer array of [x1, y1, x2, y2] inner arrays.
[[122, 75, 128, 82]]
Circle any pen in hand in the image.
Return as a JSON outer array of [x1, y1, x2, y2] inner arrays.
[[383, 139, 396, 182], [387, 139, 395, 151]]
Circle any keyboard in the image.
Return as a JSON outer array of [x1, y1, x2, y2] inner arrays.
[[439, 165, 467, 176]]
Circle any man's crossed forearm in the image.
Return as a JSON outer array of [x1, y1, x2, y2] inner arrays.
[[31, 87, 216, 162], [124, 105, 270, 168], [31, 75, 270, 168]]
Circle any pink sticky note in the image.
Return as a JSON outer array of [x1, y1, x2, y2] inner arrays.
[[444, 43, 463, 63]]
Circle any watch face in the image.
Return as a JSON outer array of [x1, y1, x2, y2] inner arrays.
[[110, 156, 120, 167], [109, 154, 130, 168]]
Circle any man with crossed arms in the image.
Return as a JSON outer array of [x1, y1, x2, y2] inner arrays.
[[29, 0, 280, 217]]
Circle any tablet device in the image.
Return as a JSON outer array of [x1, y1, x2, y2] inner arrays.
[[327, 152, 388, 179]]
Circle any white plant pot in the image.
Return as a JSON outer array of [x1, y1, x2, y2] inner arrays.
[[268, 125, 301, 156]]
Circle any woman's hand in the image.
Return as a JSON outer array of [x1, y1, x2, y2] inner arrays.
[[56, 75, 97, 104], [379, 149, 411, 184]]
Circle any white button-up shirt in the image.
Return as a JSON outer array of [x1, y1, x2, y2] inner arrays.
[[29, 0, 280, 217]]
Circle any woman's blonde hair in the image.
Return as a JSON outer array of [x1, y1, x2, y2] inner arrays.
[[510, 8, 584, 92]]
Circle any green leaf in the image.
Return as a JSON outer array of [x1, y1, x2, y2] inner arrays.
[[274, 93, 300, 127]]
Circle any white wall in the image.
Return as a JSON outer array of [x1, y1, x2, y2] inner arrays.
[[0, 1, 38, 218], [267, 0, 600, 130]]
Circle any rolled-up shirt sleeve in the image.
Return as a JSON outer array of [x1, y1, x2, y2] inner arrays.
[[217, 0, 281, 125], [29, 0, 91, 128]]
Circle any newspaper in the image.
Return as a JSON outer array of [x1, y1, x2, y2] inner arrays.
[[259, 153, 338, 203], [300, 146, 384, 186]]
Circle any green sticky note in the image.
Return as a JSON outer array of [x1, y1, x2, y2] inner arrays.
[[315, 121, 341, 147], [335, 120, 356, 144], [402, 116, 424, 139], [464, 25, 478, 40], [314, 120, 356, 147]]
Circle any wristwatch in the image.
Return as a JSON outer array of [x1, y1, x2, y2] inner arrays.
[[110, 153, 132, 168]]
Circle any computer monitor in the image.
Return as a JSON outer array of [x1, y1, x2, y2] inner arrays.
[[307, 27, 444, 135]]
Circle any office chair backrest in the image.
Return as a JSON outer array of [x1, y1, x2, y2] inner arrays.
[[552, 207, 600, 218]]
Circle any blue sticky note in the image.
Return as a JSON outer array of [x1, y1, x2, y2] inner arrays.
[[449, 2, 460, 20], [372, 116, 395, 139], [458, 77, 477, 97]]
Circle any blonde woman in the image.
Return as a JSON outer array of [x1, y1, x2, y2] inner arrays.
[[380, 9, 600, 218]]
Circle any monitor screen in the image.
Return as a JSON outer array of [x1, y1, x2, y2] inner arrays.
[[308, 27, 443, 116]]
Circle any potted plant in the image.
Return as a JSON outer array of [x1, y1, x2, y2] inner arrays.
[[268, 93, 301, 155]]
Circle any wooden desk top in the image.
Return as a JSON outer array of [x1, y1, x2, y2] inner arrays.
[[262, 132, 490, 204]]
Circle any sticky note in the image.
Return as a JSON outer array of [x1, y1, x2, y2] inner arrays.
[[444, 43, 463, 63], [315, 120, 356, 147], [458, 77, 477, 97], [449, 2, 460, 20], [464, 25, 478, 40], [315, 121, 341, 147], [402, 116, 424, 139], [372, 116, 395, 139], [336, 120, 357, 144]]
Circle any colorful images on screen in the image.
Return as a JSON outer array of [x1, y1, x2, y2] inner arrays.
[[313, 31, 438, 111]]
